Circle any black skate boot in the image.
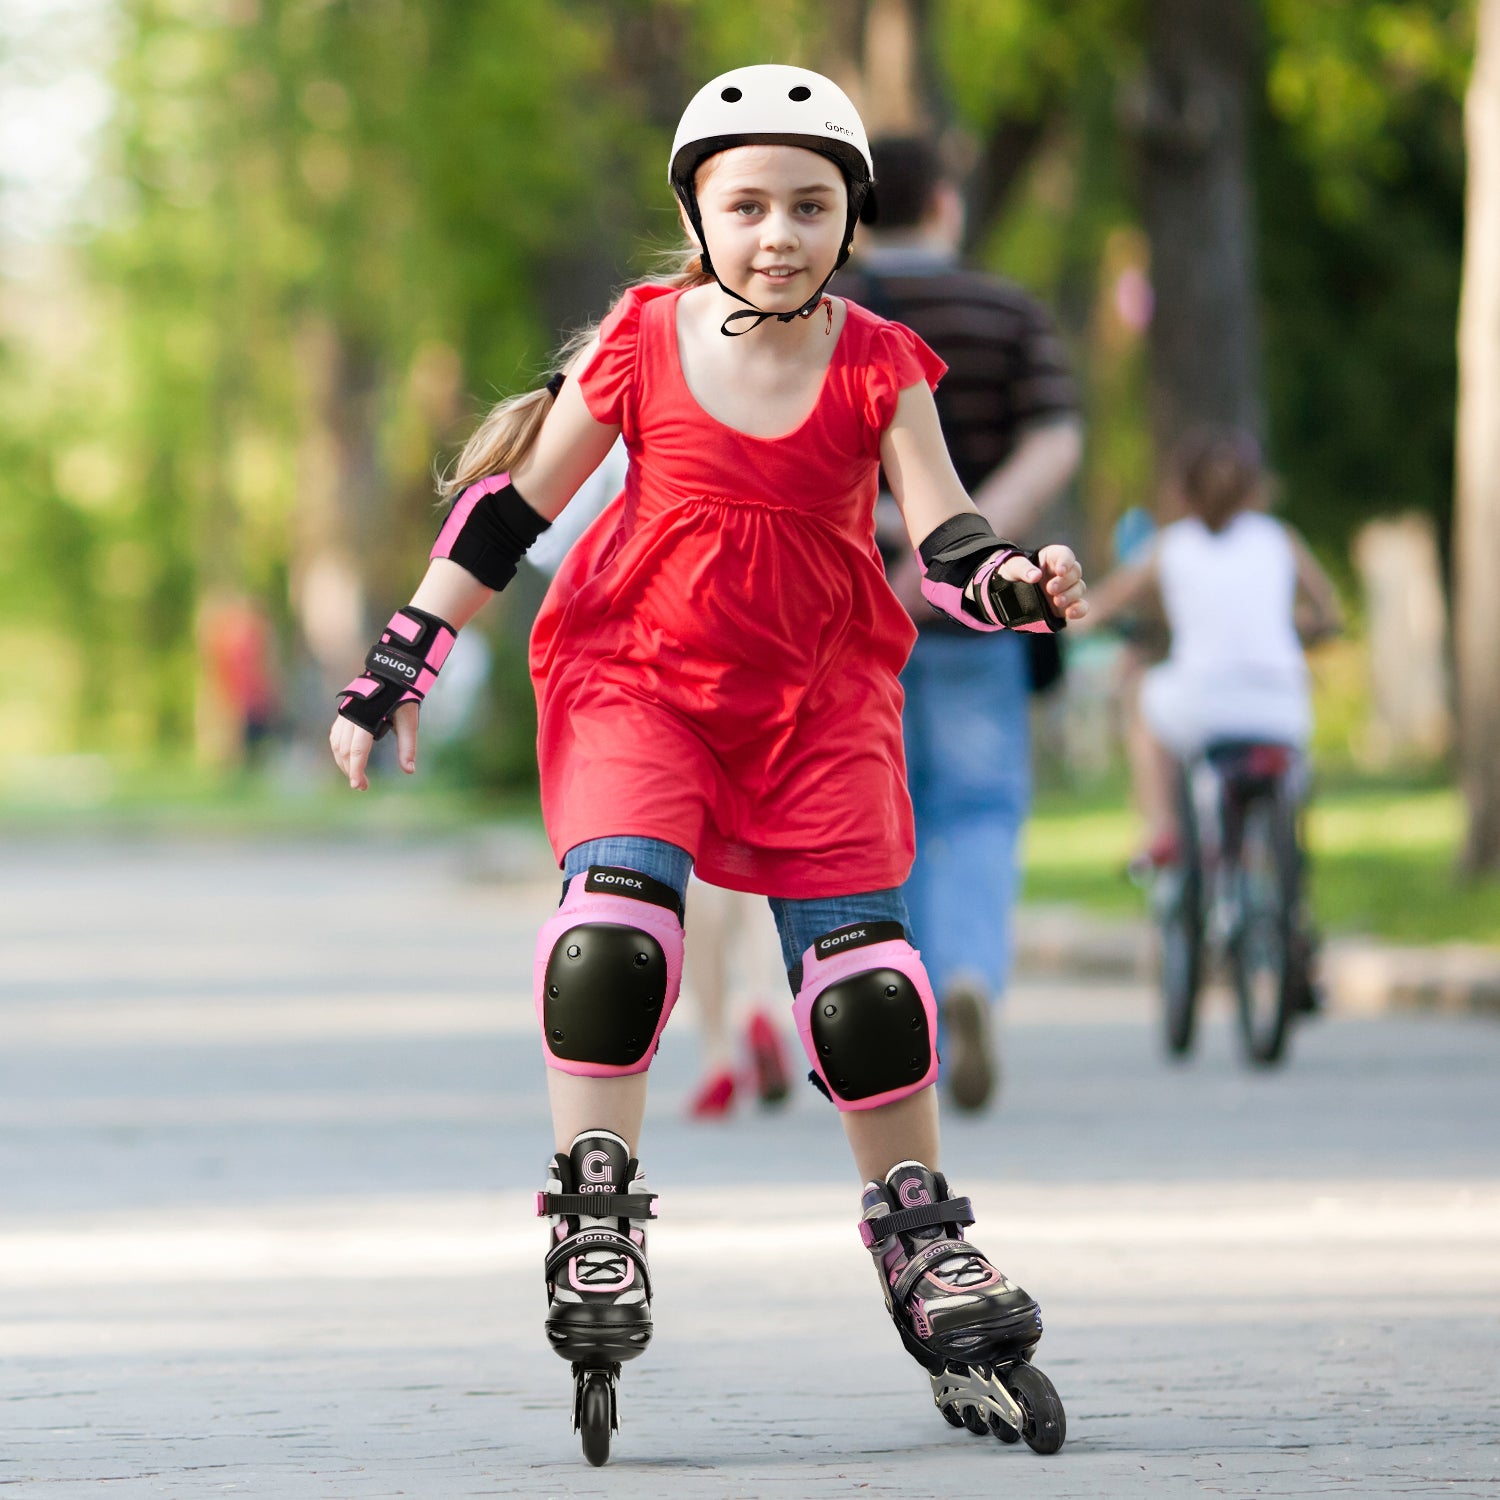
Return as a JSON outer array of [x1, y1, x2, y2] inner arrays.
[[860, 1160, 1065, 1453], [537, 1129, 656, 1466]]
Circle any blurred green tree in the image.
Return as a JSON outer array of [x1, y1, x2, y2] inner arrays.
[[0, 0, 1476, 794]]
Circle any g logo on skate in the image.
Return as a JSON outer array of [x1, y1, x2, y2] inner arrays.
[[581, 1150, 613, 1185], [899, 1179, 933, 1208]]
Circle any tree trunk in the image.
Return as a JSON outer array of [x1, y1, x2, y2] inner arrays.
[[1133, 0, 1262, 456], [1455, 0, 1500, 874]]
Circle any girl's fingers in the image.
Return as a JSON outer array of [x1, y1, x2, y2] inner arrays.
[[392, 702, 420, 775], [999, 553, 1044, 584]]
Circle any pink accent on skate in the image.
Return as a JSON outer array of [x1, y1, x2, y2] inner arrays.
[[898, 1178, 933, 1209], [931, 1265, 1002, 1295], [910, 1299, 932, 1340], [569, 1258, 634, 1295], [533, 872, 684, 1077], [431, 472, 510, 561], [385, 611, 421, 643], [791, 936, 939, 1110]]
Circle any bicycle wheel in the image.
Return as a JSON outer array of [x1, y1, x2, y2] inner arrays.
[[1229, 791, 1298, 1066], [1157, 773, 1204, 1057]]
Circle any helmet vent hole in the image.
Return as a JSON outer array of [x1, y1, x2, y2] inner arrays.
[[788, 85, 812, 101], [720, 86, 743, 102]]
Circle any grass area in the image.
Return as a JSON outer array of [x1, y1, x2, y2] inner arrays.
[[0, 751, 541, 840], [1024, 771, 1500, 947]]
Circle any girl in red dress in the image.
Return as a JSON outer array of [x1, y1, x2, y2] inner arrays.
[[331, 66, 1085, 1464]]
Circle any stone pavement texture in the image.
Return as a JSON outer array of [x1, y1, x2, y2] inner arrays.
[[1, 833, 1497, 1499]]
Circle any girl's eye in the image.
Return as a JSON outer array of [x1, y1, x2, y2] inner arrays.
[[796, 202, 824, 216], [734, 202, 762, 216]]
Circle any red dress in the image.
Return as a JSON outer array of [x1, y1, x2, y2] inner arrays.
[[529, 284, 946, 898]]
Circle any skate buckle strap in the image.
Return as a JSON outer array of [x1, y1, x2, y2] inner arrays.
[[543, 1226, 652, 1299], [891, 1236, 979, 1306], [536, 1190, 658, 1220], [858, 1196, 973, 1249]]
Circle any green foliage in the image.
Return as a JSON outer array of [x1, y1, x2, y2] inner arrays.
[[0, 0, 1479, 788], [1024, 771, 1500, 944], [1260, 0, 1470, 561]]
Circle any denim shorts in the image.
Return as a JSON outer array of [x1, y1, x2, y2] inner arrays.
[[562, 836, 912, 991]]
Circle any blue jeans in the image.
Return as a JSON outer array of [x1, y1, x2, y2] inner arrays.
[[900, 629, 1031, 1001], [562, 837, 912, 992]]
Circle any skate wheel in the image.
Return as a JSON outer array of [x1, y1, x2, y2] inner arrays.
[[1001, 1363, 1065, 1455], [579, 1372, 613, 1467], [961, 1404, 989, 1436], [940, 1403, 965, 1429], [988, 1408, 1020, 1444]]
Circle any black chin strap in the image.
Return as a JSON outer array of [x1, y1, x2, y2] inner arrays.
[[711, 253, 847, 336]]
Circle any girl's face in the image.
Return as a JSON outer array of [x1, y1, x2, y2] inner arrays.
[[690, 145, 848, 313]]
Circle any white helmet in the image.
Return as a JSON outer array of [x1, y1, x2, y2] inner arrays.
[[669, 65, 875, 332]]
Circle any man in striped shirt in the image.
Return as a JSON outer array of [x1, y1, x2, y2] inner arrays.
[[842, 135, 1084, 1112]]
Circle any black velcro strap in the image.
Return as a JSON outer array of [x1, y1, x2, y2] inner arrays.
[[539, 1192, 658, 1220], [338, 678, 402, 739], [582, 866, 683, 917], [917, 513, 1020, 579], [437, 478, 550, 592], [363, 642, 424, 689], [871, 1197, 974, 1240], [810, 920, 906, 961]]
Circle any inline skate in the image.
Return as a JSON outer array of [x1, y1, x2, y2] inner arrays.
[[537, 1129, 656, 1466], [860, 1160, 1065, 1453]]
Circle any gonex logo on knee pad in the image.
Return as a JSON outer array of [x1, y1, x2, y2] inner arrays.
[[818, 928, 867, 953]]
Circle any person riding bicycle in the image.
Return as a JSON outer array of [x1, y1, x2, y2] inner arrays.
[[1082, 426, 1343, 871]]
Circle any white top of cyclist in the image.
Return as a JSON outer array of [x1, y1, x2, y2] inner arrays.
[[1148, 511, 1309, 750]]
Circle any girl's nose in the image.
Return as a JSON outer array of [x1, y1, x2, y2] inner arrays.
[[760, 210, 798, 250]]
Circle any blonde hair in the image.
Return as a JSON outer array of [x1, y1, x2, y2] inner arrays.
[[438, 247, 713, 502]]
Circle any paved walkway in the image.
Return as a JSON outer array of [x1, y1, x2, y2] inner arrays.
[[2, 834, 1497, 1498]]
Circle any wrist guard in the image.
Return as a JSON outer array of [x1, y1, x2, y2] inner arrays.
[[917, 514, 1065, 634], [431, 473, 550, 592], [336, 605, 456, 740]]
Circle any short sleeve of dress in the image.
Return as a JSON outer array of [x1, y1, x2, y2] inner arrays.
[[862, 319, 948, 437], [577, 285, 658, 429]]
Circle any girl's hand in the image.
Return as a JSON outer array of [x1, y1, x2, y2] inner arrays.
[[998, 544, 1089, 624], [329, 701, 421, 791]]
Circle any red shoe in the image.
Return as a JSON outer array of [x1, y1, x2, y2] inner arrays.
[[1127, 831, 1182, 884], [745, 1010, 790, 1107], [687, 1067, 736, 1119]]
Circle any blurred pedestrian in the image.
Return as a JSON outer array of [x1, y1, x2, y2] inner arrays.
[[841, 136, 1083, 1112], [201, 593, 279, 767]]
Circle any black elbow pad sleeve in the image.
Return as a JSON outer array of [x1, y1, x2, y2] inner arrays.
[[430, 476, 550, 592]]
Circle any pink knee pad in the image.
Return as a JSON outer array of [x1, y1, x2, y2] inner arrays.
[[793, 922, 939, 1111], [534, 867, 684, 1077]]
